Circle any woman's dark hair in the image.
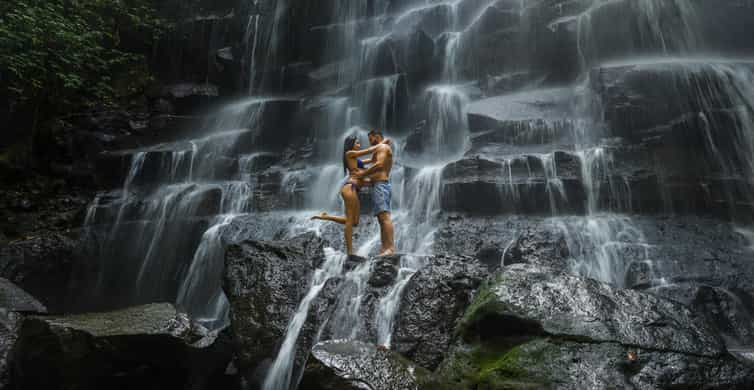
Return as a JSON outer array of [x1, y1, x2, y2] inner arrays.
[[343, 135, 358, 174]]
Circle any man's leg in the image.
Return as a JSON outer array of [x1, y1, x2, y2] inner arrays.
[[377, 211, 395, 255]]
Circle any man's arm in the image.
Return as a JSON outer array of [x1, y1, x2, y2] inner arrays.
[[354, 145, 388, 178], [345, 139, 391, 158]]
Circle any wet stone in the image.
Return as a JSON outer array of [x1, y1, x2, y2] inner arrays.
[[300, 340, 432, 390]]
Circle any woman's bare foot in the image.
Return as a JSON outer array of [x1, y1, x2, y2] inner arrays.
[[378, 248, 395, 257], [311, 212, 328, 220]]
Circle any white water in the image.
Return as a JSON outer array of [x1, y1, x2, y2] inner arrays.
[[424, 85, 470, 160], [558, 215, 654, 287], [262, 248, 346, 390], [375, 255, 425, 347], [329, 259, 373, 340]]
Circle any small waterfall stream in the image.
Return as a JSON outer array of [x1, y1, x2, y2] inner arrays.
[[262, 248, 346, 390]]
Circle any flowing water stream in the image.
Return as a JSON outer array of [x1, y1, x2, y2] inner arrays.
[[75, 0, 754, 387]]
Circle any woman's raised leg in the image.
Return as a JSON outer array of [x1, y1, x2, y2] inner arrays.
[[310, 211, 347, 224], [342, 186, 360, 255]]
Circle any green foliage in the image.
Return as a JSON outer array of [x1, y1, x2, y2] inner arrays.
[[0, 0, 167, 112], [432, 342, 550, 390]]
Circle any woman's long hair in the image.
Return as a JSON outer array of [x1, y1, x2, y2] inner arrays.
[[343, 135, 358, 175]]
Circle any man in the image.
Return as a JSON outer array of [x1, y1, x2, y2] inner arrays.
[[354, 130, 395, 256]]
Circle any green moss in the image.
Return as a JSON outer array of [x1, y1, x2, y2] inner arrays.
[[475, 341, 550, 387], [432, 341, 552, 390], [456, 276, 513, 340]]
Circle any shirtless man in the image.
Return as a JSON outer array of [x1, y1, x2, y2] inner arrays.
[[354, 130, 395, 256]]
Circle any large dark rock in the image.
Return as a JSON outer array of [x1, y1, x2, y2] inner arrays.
[[0, 233, 76, 312], [300, 340, 432, 390], [0, 310, 22, 389], [435, 337, 754, 390], [222, 233, 331, 387], [11, 303, 230, 389], [0, 277, 47, 314], [368, 256, 400, 288], [0, 278, 46, 388], [433, 261, 754, 389], [392, 255, 486, 370], [502, 224, 570, 271], [460, 264, 724, 357]]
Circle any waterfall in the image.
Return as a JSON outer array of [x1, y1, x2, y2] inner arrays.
[[328, 259, 373, 340], [375, 254, 424, 347], [558, 216, 654, 288], [76, 0, 754, 384], [424, 85, 470, 160], [262, 248, 346, 390], [245, 14, 260, 94], [439, 31, 461, 82]]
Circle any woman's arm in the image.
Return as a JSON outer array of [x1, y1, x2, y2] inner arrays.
[[345, 139, 391, 158]]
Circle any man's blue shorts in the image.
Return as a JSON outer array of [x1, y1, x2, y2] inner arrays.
[[372, 181, 392, 216]]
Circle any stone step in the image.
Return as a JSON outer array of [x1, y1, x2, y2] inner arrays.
[[85, 181, 254, 226], [440, 152, 754, 218], [467, 87, 583, 138]]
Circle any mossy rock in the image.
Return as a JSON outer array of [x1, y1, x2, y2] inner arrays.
[[455, 275, 543, 343], [432, 340, 551, 390]]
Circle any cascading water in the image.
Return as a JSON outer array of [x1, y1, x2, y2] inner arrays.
[[74, 0, 754, 386], [76, 97, 288, 327], [262, 248, 346, 390]]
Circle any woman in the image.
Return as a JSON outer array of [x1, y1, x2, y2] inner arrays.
[[312, 135, 390, 255]]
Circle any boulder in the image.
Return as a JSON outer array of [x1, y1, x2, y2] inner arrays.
[[300, 340, 432, 390], [392, 255, 486, 370], [460, 264, 725, 357], [0, 278, 46, 388], [0, 233, 75, 312], [222, 234, 331, 387], [368, 256, 400, 288], [502, 224, 570, 271], [435, 338, 754, 390], [11, 303, 230, 389], [0, 277, 47, 314]]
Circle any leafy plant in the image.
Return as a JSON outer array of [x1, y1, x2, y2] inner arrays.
[[0, 0, 167, 117]]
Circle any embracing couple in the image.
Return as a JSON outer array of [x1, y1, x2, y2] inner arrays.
[[312, 130, 395, 256]]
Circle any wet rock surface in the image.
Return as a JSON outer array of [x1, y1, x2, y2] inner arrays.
[[502, 225, 570, 271], [300, 340, 431, 390], [222, 234, 329, 386], [0, 311, 22, 389], [461, 264, 724, 356], [0, 279, 46, 389], [392, 255, 486, 370], [12, 303, 230, 389], [0, 278, 47, 314], [0, 233, 76, 313], [7, 0, 754, 388], [436, 338, 754, 390]]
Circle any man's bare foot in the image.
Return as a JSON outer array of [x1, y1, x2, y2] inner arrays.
[[377, 248, 395, 257], [376, 344, 390, 352], [311, 212, 328, 221]]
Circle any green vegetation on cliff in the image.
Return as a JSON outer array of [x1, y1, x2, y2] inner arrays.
[[0, 0, 166, 109], [0, 0, 168, 164]]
